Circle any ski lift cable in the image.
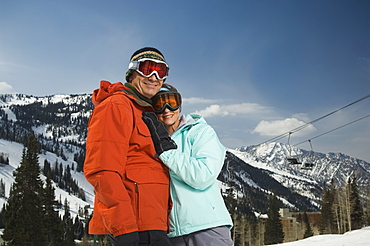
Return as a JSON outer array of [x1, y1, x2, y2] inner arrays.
[[293, 114, 370, 146], [260, 94, 370, 144]]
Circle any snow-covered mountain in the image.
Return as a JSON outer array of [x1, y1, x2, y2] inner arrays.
[[1, 93, 369, 217], [219, 142, 370, 212], [235, 142, 370, 188], [0, 93, 94, 218]]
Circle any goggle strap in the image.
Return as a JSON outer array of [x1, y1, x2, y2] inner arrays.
[[128, 61, 139, 70], [128, 58, 168, 70]]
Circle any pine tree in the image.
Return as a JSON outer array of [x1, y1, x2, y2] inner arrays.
[[366, 192, 370, 226], [43, 159, 51, 176], [62, 198, 76, 245], [222, 189, 238, 242], [2, 132, 47, 245], [73, 216, 84, 241], [349, 176, 364, 230], [0, 204, 5, 228], [0, 179, 5, 198], [264, 193, 284, 245], [319, 182, 334, 234], [64, 164, 72, 193], [43, 174, 64, 245], [54, 161, 59, 183], [303, 211, 313, 238]]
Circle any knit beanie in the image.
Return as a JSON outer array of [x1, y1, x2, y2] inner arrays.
[[125, 47, 167, 82], [153, 83, 182, 106]]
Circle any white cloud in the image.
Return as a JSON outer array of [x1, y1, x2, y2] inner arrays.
[[252, 118, 316, 137], [292, 113, 310, 122], [193, 103, 271, 118], [194, 105, 224, 117], [0, 82, 15, 94]]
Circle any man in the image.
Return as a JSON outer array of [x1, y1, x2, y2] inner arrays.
[[84, 47, 176, 246]]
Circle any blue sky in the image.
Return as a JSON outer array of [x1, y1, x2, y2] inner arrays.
[[1, 0, 370, 162]]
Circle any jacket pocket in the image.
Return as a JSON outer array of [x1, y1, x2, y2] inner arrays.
[[126, 168, 170, 224], [126, 168, 170, 184], [136, 118, 151, 137]]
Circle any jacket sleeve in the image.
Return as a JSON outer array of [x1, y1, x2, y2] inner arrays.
[[159, 124, 226, 190], [84, 98, 137, 235]]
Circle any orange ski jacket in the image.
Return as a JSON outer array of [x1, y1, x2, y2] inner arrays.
[[84, 80, 170, 237]]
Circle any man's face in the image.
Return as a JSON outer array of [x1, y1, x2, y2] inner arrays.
[[129, 71, 164, 98]]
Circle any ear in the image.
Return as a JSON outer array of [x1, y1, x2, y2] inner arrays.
[[128, 71, 137, 82], [128, 75, 133, 83]]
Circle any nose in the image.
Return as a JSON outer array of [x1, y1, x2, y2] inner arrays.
[[148, 74, 159, 81]]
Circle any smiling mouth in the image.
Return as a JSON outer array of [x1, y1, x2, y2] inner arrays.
[[144, 81, 158, 87]]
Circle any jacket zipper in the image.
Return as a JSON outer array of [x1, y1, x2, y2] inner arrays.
[[170, 182, 181, 235], [135, 182, 140, 219]]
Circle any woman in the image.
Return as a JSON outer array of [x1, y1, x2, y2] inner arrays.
[[144, 84, 234, 246]]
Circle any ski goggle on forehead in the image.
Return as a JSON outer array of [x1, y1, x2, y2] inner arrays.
[[152, 93, 182, 114], [128, 58, 169, 80]]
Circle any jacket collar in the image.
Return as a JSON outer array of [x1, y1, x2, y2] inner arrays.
[[91, 80, 152, 107], [173, 114, 204, 135], [123, 82, 152, 106]]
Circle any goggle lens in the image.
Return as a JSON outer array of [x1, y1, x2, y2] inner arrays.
[[152, 93, 181, 113], [138, 60, 168, 79]]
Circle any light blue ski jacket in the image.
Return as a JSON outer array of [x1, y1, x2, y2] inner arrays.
[[159, 114, 233, 238]]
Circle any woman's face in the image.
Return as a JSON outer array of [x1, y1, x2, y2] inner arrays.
[[157, 107, 180, 128]]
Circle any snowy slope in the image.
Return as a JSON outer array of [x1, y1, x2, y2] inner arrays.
[[0, 139, 94, 217], [270, 227, 370, 246]]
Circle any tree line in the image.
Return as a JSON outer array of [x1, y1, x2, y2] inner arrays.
[[319, 176, 368, 234], [0, 133, 93, 245], [43, 159, 86, 201], [222, 188, 287, 245], [221, 177, 369, 245]]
